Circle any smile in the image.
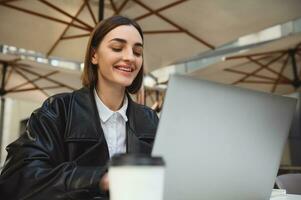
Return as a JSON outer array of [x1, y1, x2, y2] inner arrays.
[[114, 65, 134, 72]]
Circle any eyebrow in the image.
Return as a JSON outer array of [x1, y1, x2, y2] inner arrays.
[[109, 38, 143, 48]]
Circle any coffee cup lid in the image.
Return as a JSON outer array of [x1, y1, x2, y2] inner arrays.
[[109, 154, 165, 166]]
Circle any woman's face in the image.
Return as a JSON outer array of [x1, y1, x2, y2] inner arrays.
[[92, 25, 143, 89]]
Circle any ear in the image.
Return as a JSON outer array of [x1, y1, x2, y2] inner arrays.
[[91, 48, 98, 65]]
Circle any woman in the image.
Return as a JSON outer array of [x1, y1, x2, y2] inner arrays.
[[0, 16, 158, 200]]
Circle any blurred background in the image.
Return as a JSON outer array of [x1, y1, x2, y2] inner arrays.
[[1, 0, 301, 175]]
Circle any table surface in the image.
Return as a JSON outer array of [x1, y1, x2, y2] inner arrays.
[[271, 194, 301, 200]]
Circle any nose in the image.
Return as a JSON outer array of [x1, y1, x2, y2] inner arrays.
[[122, 48, 135, 62]]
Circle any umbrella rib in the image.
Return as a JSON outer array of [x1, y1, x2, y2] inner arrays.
[[61, 33, 91, 40], [0, 3, 90, 31], [7, 70, 59, 91], [8, 86, 63, 93], [226, 50, 288, 60], [12, 68, 49, 97], [240, 80, 276, 84], [271, 54, 290, 93], [0, 58, 21, 65], [18, 65, 77, 91], [232, 53, 286, 85], [239, 80, 290, 85], [0, 0, 19, 3], [224, 68, 277, 81], [134, 0, 188, 21], [231, 55, 275, 69], [109, 0, 118, 14], [85, 0, 97, 25], [47, 1, 87, 56], [224, 54, 274, 73], [4, 66, 14, 86], [38, 0, 93, 29], [248, 54, 291, 82], [132, 0, 215, 49], [143, 30, 184, 34], [116, 0, 129, 14]]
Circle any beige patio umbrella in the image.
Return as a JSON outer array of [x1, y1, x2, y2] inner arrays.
[[190, 33, 301, 95], [1, 0, 301, 73]]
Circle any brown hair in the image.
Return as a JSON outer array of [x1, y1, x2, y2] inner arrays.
[[81, 15, 144, 94]]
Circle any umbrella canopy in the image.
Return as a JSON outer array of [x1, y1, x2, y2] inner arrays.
[[0, 53, 82, 102], [1, 0, 301, 73], [190, 34, 301, 95]]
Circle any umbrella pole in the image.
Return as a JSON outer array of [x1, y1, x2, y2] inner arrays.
[[0, 62, 8, 161], [98, 0, 104, 21], [290, 49, 300, 88]]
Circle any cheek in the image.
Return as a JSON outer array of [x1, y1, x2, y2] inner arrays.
[[97, 62, 109, 76]]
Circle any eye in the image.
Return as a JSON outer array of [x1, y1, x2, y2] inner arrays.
[[133, 51, 142, 57], [133, 48, 143, 57], [112, 47, 122, 52]]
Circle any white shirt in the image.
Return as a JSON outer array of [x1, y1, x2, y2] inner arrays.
[[94, 89, 128, 158]]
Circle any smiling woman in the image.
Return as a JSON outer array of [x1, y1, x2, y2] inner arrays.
[[0, 16, 159, 200]]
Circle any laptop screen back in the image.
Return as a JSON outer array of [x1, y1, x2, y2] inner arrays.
[[152, 75, 296, 200]]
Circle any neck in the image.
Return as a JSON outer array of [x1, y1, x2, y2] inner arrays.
[[96, 78, 126, 111]]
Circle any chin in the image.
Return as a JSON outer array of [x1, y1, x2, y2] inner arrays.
[[114, 76, 136, 87], [112, 77, 133, 87], [119, 80, 134, 87]]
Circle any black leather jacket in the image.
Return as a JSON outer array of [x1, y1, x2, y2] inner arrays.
[[0, 87, 159, 200]]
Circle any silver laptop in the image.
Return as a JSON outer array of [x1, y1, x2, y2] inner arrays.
[[152, 74, 297, 200]]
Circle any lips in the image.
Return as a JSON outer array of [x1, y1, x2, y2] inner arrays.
[[114, 65, 134, 73]]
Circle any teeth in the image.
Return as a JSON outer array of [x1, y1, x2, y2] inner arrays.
[[116, 66, 132, 72]]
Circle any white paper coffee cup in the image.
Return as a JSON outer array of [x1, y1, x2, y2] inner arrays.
[[108, 154, 165, 200]]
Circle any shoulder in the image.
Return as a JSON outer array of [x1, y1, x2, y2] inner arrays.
[[34, 88, 88, 119], [41, 87, 89, 108], [133, 102, 158, 119], [39, 92, 72, 114]]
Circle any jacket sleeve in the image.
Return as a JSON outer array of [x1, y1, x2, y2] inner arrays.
[[0, 98, 107, 200]]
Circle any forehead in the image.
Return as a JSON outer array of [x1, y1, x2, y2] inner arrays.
[[103, 25, 143, 44]]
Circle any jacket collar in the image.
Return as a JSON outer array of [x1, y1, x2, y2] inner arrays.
[[65, 87, 137, 140]]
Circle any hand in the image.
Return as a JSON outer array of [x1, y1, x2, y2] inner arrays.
[[99, 173, 109, 191]]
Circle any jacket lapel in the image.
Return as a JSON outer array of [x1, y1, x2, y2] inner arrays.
[[126, 94, 154, 155], [64, 87, 109, 163]]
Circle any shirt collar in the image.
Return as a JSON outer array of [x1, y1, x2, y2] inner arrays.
[[94, 89, 128, 123]]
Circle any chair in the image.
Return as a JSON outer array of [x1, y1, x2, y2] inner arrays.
[[275, 173, 301, 194]]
